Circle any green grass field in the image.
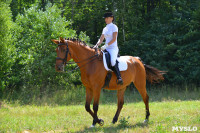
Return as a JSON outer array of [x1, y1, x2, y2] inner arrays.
[[0, 87, 200, 132], [0, 101, 200, 132]]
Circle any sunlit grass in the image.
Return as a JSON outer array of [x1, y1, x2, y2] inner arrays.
[[1, 86, 199, 132], [0, 100, 199, 132]]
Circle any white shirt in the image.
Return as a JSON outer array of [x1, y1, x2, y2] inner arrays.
[[102, 23, 118, 49]]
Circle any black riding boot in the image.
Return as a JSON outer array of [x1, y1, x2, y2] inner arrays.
[[112, 63, 123, 85]]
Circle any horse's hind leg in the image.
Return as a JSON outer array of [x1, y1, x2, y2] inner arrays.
[[112, 88, 126, 124], [133, 79, 150, 122]]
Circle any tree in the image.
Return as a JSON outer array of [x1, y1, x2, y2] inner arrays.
[[120, 0, 200, 85], [11, 3, 78, 93], [0, 0, 16, 91]]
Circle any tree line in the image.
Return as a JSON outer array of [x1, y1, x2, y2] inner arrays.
[[0, 0, 200, 99]]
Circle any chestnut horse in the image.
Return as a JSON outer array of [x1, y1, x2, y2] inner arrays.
[[52, 37, 165, 127]]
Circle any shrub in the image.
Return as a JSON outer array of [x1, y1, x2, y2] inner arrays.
[[0, 1, 16, 92]]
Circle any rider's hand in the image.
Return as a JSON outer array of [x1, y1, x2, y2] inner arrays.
[[101, 43, 108, 50], [93, 44, 98, 49], [93, 39, 101, 49]]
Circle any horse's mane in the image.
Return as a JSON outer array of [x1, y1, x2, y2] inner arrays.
[[66, 38, 88, 46], [66, 38, 98, 52]]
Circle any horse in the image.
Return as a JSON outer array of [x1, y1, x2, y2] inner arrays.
[[52, 37, 165, 127]]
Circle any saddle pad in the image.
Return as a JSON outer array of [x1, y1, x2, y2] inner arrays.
[[103, 52, 130, 71]]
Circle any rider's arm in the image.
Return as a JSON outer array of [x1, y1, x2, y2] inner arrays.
[[97, 34, 105, 46], [108, 32, 117, 45]]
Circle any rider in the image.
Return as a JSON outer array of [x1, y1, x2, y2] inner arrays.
[[94, 12, 123, 85]]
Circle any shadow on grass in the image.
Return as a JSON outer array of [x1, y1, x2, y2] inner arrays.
[[76, 122, 149, 133]]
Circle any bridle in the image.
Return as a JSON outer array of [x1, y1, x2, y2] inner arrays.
[[56, 41, 70, 65], [56, 40, 98, 73]]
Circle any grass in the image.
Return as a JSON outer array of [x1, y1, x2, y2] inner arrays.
[[0, 86, 200, 132], [0, 101, 199, 132], [2, 84, 199, 106]]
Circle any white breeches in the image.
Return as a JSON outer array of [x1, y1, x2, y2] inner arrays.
[[106, 47, 119, 66]]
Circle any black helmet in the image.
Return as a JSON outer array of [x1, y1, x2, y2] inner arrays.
[[103, 12, 114, 18]]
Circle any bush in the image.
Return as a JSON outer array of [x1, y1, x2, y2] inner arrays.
[[0, 1, 16, 92], [2, 3, 90, 102]]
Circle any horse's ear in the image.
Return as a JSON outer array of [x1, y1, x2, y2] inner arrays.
[[59, 37, 65, 42], [51, 39, 59, 44]]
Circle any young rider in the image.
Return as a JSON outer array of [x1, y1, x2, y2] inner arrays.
[[94, 12, 123, 85]]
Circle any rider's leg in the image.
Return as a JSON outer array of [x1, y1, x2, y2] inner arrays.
[[106, 48, 123, 85], [112, 61, 123, 85]]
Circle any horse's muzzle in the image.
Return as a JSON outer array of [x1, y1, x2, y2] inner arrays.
[[56, 64, 64, 72]]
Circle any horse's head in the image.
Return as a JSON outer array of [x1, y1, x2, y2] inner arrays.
[[52, 37, 72, 72]]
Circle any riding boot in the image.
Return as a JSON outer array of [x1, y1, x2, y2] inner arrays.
[[112, 63, 123, 85]]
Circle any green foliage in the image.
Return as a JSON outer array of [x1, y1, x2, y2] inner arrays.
[[1, 0, 200, 100], [55, 0, 112, 44], [120, 0, 200, 84], [10, 0, 36, 20], [0, 1, 16, 91], [51, 0, 200, 85], [3, 3, 85, 100], [119, 116, 130, 128], [78, 31, 90, 45]]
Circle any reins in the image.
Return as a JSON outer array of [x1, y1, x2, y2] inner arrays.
[[56, 40, 99, 73], [66, 55, 97, 73], [67, 54, 98, 64]]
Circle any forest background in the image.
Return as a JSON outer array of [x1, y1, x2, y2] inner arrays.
[[0, 0, 199, 104]]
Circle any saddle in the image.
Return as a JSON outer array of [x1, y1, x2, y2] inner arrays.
[[102, 50, 128, 88], [102, 50, 128, 72]]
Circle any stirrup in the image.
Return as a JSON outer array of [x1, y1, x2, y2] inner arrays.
[[116, 78, 123, 85]]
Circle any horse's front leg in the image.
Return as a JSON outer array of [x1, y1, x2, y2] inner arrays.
[[85, 88, 95, 118], [92, 88, 104, 127]]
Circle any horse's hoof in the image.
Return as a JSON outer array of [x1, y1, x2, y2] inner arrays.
[[112, 117, 118, 124], [99, 119, 104, 126], [90, 125, 95, 128], [144, 119, 148, 123], [112, 120, 117, 124]]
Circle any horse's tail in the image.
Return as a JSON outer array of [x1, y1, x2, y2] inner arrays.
[[143, 64, 166, 83]]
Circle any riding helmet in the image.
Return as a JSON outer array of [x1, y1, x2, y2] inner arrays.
[[103, 12, 114, 18]]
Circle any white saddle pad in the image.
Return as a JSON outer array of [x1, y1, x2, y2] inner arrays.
[[103, 52, 129, 71]]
